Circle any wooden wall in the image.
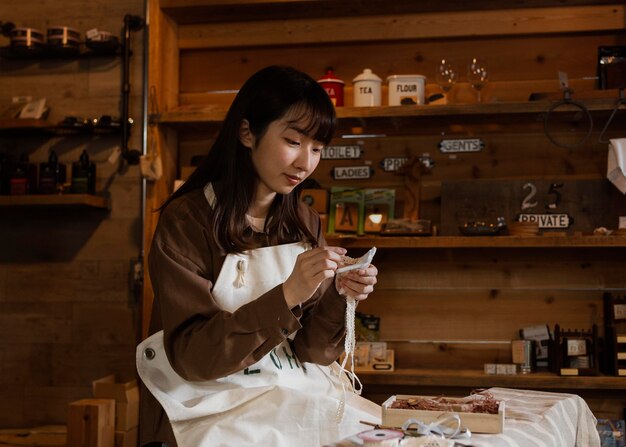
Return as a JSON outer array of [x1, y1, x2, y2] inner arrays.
[[165, 2, 626, 420], [0, 0, 144, 427]]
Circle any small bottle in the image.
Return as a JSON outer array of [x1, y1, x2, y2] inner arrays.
[[10, 153, 37, 195], [71, 150, 96, 194], [38, 150, 67, 194]]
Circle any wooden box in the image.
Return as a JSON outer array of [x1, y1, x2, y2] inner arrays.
[[382, 395, 505, 434], [92, 375, 140, 431], [67, 398, 115, 447], [115, 427, 138, 447]]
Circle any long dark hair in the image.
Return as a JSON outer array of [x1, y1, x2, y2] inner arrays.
[[161, 65, 336, 253]]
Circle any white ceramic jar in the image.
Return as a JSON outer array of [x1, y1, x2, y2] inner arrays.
[[387, 74, 427, 105], [352, 68, 382, 107]]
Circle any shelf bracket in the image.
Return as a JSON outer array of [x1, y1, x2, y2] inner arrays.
[[120, 14, 145, 165]]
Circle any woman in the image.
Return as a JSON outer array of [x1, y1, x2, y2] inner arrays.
[[137, 65, 380, 447]]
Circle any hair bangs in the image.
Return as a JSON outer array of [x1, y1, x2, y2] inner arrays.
[[286, 99, 336, 145]]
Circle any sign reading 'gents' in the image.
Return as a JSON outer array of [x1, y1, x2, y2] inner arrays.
[[439, 138, 484, 153]]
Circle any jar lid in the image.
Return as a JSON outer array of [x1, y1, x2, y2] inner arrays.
[[318, 68, 345, 84], [353, 68, 382, 83], [386, 74, 427, 82]]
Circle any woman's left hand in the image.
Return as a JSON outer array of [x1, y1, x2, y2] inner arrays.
[[335, 264, 378, 301]]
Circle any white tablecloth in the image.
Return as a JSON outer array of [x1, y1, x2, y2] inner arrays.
[[331, 387, 600, 447], [455, 388, 600, 447]]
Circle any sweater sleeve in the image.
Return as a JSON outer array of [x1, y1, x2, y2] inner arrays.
[[291, 204, 348, 365], [149, 195, 302, 381]]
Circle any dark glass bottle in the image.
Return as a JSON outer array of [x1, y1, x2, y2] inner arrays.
[[71, 150, 96, 194], [39, 151, 67, 194], [10, 153, 37, 195]]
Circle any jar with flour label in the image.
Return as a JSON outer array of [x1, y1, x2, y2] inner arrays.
[[352, 69, 382, 107], [387, 74, 426, 105]]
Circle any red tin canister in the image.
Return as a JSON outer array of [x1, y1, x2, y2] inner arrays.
[[317, 69, 345, 107]]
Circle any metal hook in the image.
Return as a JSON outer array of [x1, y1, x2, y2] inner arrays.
[[543, 88, 593, 149], [598, 88, 626, 144]]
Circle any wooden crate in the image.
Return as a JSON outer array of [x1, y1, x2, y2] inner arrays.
[[382, 395, 504, 434], [67, 399, 115, 447]]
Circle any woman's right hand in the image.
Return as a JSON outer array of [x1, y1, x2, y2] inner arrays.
[[283, 246, 347, 308]]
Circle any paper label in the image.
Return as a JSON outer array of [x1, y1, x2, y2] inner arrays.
[[614, 304, 626, 320], [566, 339, 587, 356]]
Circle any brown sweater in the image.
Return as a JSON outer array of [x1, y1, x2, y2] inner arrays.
[[139, 187, 347, 447]]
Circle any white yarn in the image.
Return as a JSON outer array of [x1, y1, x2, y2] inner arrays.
[[334, 247, 376, 422]]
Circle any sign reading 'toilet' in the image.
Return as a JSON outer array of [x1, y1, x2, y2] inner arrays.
[[322, 145, 361, 160]]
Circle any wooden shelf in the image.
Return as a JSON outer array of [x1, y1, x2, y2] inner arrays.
[[0, 194, 110, 209], [161, 0, 615, 24], [325, 234, 626, 248], [360, 368, 626, 391], [157, 98, 621, 128], [0, 118, 122, 137]]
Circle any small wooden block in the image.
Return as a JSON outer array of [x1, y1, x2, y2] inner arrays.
[[67, 399, 115, 447]]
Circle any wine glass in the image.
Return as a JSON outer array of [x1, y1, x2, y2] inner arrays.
[[467, 57, 488, 103], [435, 59, 458, 103]]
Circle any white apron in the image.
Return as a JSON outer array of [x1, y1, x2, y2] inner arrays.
[[137, 241, 380, 447]]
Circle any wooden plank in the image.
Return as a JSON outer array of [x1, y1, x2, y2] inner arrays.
[[50, 344, 136, 387], [23, 386, 90, 427], [144, 0, 182, 338], [357, 289, 604, 342], [159, 97, 623, 123], [162, 0, 626, 24], [178, 31, 622, 94], [325, 235, 626, 249], [440, 179, 626, 235], [359, 368, 626, 390], [0, 215, 140, 264], [367, 248, 626, 290], [4, 261, 127, 303], [0, 384, 25, 430], [73, 303, 136, 345], [1, 344, 52, 386], [0, 303, 73, 344], [178, 5, 625, 49], [0, 194, 110, 209], [179, 79, 618, 106], [177, 129, 615, 202], [0, 426, 67, 447]]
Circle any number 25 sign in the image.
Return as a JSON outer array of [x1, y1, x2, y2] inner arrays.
[[519, 182, 572, 229]]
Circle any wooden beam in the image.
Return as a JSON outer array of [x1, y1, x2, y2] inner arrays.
[[143, 0, 181, 338], [161, 1, 625, 25], [179, 5, 625, 49]]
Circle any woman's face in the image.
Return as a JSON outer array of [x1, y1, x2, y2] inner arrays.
[[244, 114, 325, 199]]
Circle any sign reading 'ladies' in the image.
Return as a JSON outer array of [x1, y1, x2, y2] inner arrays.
[[332, 166, 372, 180]]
